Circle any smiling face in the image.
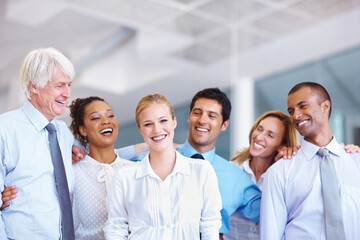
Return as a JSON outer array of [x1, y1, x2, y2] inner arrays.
[[250, 116, 285, 160], [287, 86, 331, 143], [79, 100, 118, 148], [29, 69, 72, 121], [187, 98, 229, 153], [138, 103, 177, 154]]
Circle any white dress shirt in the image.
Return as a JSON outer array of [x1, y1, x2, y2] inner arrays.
[[226, 159, 263, 240], [73, 155, 135, 240], [260, 137, 360, 240], [123, 140, 262, 234], [104, 151, 222, 240]]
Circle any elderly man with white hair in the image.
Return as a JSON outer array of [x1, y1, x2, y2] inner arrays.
[[0, 48, 75, 240]]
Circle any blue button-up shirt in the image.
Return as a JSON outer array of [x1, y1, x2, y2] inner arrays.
[[178, 140, 261, 234], [0, 101, 74, 239]]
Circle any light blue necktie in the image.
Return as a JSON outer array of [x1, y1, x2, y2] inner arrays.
[[318, 148, 346, 240], [46, 123, 75, 240]]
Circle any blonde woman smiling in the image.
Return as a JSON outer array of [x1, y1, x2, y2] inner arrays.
[[104, 94, 222, 240]]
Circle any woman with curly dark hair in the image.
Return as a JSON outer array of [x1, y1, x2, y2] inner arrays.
[[69, 96, 135, 240]]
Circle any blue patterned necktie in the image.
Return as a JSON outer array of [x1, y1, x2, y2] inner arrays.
[[318, 148, 346, 240], [46, 123, 75, 240], [191, 153, 204, 159]]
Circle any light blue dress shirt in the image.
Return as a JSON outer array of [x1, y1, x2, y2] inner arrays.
[[115, 146, 137, 161], [260, 137, 360, 240], [178, 140, 261, 234], [0, 101, 75, 239]]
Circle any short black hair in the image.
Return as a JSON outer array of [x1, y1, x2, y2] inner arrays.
[[190, 87, 231, 123], [288, 82, 332, 118]]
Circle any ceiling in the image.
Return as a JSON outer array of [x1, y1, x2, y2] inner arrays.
[[1, 0, 360, 125]]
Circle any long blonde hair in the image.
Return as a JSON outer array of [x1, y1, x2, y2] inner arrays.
[[231, 110, 298, 165]]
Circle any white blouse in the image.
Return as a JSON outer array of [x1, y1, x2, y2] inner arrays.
[[104, 151, 222, 240], [72, 155, 135, 240], [225, 159, 263, 240]]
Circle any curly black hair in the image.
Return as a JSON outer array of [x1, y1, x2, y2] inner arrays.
[[69, 96, 105, 148]]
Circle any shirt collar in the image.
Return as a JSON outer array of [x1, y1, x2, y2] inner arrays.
[[326, 137, 340, 156], [242, 159, 253, 176], [182, 139, 215, 163], [22, 100, 51, 132], [301, 136, 340, 160], [136, 151, 191, 179]]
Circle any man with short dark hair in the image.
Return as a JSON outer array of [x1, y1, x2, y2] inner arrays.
[[176, 88, 261, 239], [260, 82, 360, 239]]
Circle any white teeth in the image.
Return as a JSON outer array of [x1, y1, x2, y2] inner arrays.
[[196, 127, 208, 132], [153, 135, 165, 141], [298, 120, 308, 126], [100, 128, 113, 134], [254, 142, 264, 149]]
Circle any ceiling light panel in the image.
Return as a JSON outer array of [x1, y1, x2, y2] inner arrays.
[[158, 12, 224, 37], [42, 9, 120, 61], [172, 43, 223, 64], [290, 0, 360, 19], [250, 10, 313, 37], [68, 0, 178, 24], [237, 29, 268, 51], [197, 0, 269, 22], [6, 0, 68, 27], [172, 33, 230, 65], [172, 26, 270, 64]]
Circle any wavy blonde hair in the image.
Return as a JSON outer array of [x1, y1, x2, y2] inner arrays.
[[231, 110, 298, 165]]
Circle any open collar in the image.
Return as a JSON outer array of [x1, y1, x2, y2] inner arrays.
[[136, 151, 191, 179]]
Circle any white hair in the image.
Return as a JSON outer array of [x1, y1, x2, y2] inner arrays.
[[20, 47, 75, 99]]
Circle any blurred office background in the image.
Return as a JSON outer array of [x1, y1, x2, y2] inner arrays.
[[1, 0, 360, 160]]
